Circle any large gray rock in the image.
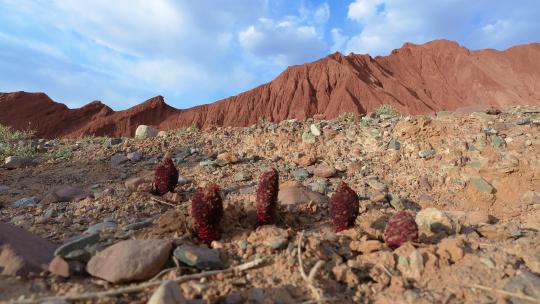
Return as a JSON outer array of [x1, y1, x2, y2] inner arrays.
[[147, 281, 186, 304], [4, 156, 35, 169], [0, 222, 56, 276], [135, 125, 159, 139], [87, 239, 171, 283]]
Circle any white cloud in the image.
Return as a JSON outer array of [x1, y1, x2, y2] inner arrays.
[[314, 3, 330, 24], [330, 28, 349, 53], [341, 0, 540, 56], [347, 0, 384, 22], [238, 4, 330, 66]]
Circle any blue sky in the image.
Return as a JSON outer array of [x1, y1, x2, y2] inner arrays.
[[0, 0, 539, 110]]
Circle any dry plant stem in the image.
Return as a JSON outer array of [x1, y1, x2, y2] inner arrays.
[[297, 231, 327, 304], [150, 196, 177, 208], [150, 267, 178, 281], [13, 257, 267, 304], [469, 284, 540, 303]]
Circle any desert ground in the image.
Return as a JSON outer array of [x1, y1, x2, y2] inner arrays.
[[1, 106, 539, 304]]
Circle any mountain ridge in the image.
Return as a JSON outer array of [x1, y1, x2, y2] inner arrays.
[[1, 39, 540, 138]]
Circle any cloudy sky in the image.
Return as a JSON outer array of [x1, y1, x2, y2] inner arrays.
[[1, 0, 539, 109]]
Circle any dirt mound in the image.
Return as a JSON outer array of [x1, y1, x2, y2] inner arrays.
[[1, 40, 540, 138]]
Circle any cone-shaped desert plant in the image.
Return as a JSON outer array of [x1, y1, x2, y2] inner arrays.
[[329, 182, 359, 232], [383, 211, 418, 249], [256, 168, 279, 226], [152, 155, 179, 195], [191, 183, 223, 245]]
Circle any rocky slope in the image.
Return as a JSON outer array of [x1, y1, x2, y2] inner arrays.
[[1, 106, 539, 303], [1, 40, 540, 138]]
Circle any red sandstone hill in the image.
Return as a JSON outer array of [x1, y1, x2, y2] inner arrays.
[[1, 40, 540, 138]]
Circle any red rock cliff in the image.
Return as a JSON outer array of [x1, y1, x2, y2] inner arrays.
[[1, 40, 539, 138]]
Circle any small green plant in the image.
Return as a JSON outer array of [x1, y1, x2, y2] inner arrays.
[[0, 124, 36, 160], [189, 122, 200, 132], [49, 146, 73, 160], [338, 112, 358, 121], [374, 104, 396, 116]]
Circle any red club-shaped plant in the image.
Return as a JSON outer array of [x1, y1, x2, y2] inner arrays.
[[191, 183, 223, 245], [152, 156, 179, 195], [383, 211, 418, 249], [329, 182, 359, 232], [256, 168, 279, 227]]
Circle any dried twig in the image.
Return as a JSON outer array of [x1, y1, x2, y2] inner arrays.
[[297, 231, 329, 304], [149, 267, 177, 281], [469, 284, 540, 303], [150, 196, 177, 208], [13, 257, 267, 304]]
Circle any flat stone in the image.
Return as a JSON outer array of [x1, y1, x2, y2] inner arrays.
[[521, 191, 540, 205], [292, 168, 310, 180], [476, 225, 512, 241], [387, 138, 401, 150], [308, 179, 329, 194], [418, 149, 435, 158], [173, 244, 223, 270], [278, 184, 328, 205], [40, 185, 92, 204], [515, 117, 532, 125], [366, 176, 388, 192], [247, 226, 289, 250], [470, 176, 495, 194], [350, 240, 383, 253], [147, 281, 187, 304], [0, 185, 9, 193], [416, 208, 456, 234], [127, 151, 143, 162], [87, 239, 172, 283], [491, 136, 505, 147], [84, 220, 117, 234], [103, 138, 122, 147], [124, 217, 155, 231], [0, 222, 56, 276], [11, 197, 38, 208], [135, 125, 159, 139], [445, 210, 492, 227], [111, 154, 129, 167], [503, 270, 540, 304], [4, 156, 35, 169], [234, 171, 252, 182], [313, 165, 336, 178], [388, 193, 405, 210], [54, 233, 100, 259]]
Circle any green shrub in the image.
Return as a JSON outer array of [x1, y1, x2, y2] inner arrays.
[[0, 124, 36, 160], [374, 104, 396, 116], [49, 146, 73, 160]]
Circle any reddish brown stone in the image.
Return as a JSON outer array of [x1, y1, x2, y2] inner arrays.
[[0, 222, 56, 276], [48, 256, 70, 278]]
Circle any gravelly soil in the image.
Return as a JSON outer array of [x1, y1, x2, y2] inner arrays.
[[1, 106, 539, 304]]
